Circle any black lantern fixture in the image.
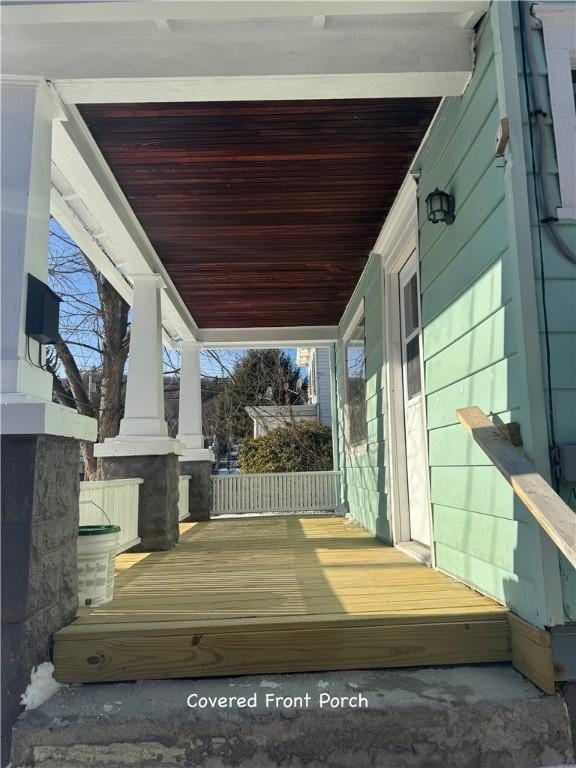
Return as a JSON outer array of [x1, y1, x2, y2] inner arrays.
[[425, 188, 455, 225]]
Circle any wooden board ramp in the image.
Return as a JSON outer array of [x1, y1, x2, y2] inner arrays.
[[457, 406, 576, 568], [54, 516, 512, 683]]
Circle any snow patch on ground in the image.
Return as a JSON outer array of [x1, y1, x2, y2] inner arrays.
[[259, 680, 281, 688], [20, 662, 63, 710]]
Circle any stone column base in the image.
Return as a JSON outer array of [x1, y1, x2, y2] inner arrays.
[[1, 434, 81, 766], [100, 454, 180, 551], [180, 460, 213, 521]]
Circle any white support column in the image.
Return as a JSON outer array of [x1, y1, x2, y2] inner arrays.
[[0, 75, 96, 440], [96, 274, 181, 456], [177, 341, 214, 462], [120, 275, 167, 438], [328, 343, 340, 474]]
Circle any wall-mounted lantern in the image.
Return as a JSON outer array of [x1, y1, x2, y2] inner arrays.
[[425, 188, 455, 225]]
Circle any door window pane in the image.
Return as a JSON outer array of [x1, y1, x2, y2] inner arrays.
[[405, 336, 422, 399], [403, 275, 419, 338], [346, 316, 367, 447]]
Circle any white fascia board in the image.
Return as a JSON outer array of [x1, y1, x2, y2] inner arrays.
[[341, 300, 365, 343], [373, 172, 419, 269], [54, 73, 470, 105], [199, 326, 339, 348], [1, 2, 490, 25], [534, 3, 576, 219], [533, 3, 576, 28], [335, 171, 419, 333], [51, 105, 199, 343], [369, 95, 445, 267]]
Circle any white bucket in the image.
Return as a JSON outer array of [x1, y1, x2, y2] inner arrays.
[[77, 525, 120, 607]]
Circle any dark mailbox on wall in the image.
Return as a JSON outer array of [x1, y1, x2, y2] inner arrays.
[[25, 274, 61, 344]]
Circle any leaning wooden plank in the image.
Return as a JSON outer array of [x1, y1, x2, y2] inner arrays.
[[457, 407, 576, 568], [53, 619, 511, 683], [508, 614, 555, 695]]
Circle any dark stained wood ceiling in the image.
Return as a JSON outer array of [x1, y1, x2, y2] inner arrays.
[[79, 99, 438, 328]]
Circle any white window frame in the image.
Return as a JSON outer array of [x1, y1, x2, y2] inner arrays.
[[342, 300, 368, 456], [535, 3, 576, 219]]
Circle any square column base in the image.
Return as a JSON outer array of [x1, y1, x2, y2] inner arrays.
[[100, 454, 180, 551], [180, 460, 214, 522], [95, 436, 182, 458], [1, 434, 81, 765]]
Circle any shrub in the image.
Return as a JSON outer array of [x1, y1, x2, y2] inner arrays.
[[238, 421, 333, 474]]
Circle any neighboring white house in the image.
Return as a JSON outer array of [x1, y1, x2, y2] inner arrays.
[[245, 403, 319, 437], [245, 347, 333, 437], [296, 347, 333, 427]]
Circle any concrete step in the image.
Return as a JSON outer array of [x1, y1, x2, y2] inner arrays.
[[10, 666, 575, 768]]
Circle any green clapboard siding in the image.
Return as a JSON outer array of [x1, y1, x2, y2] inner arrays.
[[518, 12, 576, 621], [332, 5, 574, 625], [335, 252, 390, 541], [414, 10, 553, 627]]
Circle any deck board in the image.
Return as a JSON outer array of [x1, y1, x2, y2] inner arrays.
[[54, 516, 511, 682]]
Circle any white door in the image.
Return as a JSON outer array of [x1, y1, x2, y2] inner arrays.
[[399, 253, 431, 547]]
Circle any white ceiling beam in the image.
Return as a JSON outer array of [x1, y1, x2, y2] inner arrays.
[[4, 24, 476, 100], [2, 2, 489, 25], [51, 104, 199, 343], [154, 18, 173, 32], [199, 327, 339, 348], [51, 187, 180, 347], [50, 186, 133, 307]]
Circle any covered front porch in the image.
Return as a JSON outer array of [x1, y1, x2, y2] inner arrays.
[[54, 515, 510, 683], [4, 1, 576, 761]]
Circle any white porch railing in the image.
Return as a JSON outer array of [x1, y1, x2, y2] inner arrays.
[[179, 475, 190, 521], [79, 478, 143, 553], [211, 471, 341, 516]]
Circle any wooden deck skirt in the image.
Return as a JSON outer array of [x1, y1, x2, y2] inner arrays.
[[54, 516, 511, 683]]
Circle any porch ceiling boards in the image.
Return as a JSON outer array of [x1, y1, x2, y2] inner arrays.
[[78, 99, 438, 328], [53, 516, 511, 683]]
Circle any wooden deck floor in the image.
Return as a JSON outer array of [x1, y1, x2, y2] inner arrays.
[[54, 516, 511, 683]]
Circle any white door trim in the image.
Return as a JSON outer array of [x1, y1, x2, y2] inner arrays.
[[376, 175, 434, 563], [398, 250, 431, 549]]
